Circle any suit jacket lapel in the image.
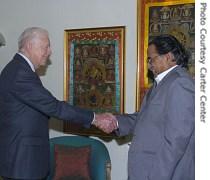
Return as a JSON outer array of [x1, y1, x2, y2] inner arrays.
[[146, 82, 157, 102]]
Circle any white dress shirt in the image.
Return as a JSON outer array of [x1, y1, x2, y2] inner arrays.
[[155, 65, 178, 84]]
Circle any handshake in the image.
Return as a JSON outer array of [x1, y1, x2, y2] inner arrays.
[[92, 113, 118, 134]]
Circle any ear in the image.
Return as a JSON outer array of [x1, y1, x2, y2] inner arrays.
[[166, 52, 176, 66], [25, 41, 33, 52], [165, 52, 173, 61]]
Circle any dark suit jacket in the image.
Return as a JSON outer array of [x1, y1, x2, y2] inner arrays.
[[116, 66, 195, 180], [0, 54, 94, 179]]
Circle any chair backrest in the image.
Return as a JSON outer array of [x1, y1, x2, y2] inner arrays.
[[48, 135, 111, 180]]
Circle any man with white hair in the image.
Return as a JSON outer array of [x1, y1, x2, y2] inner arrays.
[[0, 27, 117, 180]]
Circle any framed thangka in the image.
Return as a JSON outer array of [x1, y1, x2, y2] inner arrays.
[[136, 0, 195, 110], [63, 26, 125, 137]]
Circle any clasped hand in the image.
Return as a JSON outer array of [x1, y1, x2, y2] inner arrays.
[[92, 113, 118, 134]]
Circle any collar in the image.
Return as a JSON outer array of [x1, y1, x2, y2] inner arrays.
[[17, 52, 35, 72], [155, 65, 178, 84]]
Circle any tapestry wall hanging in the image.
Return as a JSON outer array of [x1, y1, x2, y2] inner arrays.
[[63, 26, 125, 137]]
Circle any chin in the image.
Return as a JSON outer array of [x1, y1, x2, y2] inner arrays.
[[41, 61, 47, 66], [152, 71, 158, 77]]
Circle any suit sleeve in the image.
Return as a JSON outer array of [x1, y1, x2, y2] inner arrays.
[[149, 77, 195, 180], [11, 68, 94, 127], [115, 112, 138, 136], [115, 91, 149, 136]]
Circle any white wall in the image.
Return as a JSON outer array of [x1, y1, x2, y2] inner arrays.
[[0, 0, 137, 179]]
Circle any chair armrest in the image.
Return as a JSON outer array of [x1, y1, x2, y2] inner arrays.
[[106, 161, 111, 180]]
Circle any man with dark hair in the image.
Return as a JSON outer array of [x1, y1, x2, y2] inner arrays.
[[96, 34, 195, 180]]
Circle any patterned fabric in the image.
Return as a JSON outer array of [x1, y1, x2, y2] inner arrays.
[[53, 144, 91, 180]]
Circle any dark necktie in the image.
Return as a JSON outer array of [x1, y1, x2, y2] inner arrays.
[[153, 80, 157, 88], [146, 81, 157, 101]]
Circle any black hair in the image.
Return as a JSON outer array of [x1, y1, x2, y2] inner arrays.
[[148, 34, 189, 69]]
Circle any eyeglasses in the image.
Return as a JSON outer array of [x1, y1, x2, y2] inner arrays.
[[147, 55, 161, 64]]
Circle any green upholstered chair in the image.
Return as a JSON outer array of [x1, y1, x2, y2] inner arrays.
[[47, 136, 111, 180]]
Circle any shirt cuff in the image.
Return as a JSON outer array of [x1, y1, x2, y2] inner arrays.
[[91, 112, 96, 124]]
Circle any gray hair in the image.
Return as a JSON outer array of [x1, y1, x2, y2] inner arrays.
[[18, 27, 49, 51]]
